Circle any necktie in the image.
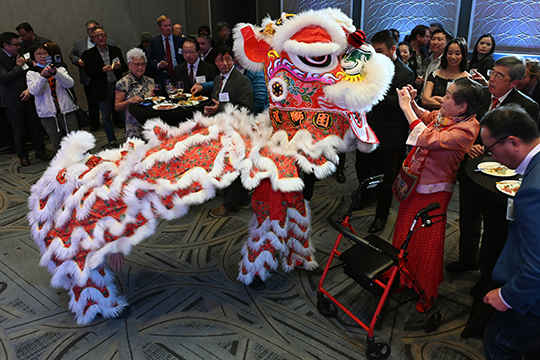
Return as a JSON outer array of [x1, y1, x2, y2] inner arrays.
[[189, 64, 195, 85], [491, 97, 500, 110], [165, 37, 174, 78], [219, 75, 225, 93]]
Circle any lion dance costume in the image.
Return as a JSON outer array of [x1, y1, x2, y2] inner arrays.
[[28, 8, 393, 324]]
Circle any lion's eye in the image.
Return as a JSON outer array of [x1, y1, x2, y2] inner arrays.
[[298, 55, 332, 68], [289, 53, 337, 73]]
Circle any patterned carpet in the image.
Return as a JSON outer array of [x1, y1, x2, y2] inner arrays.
[[0, 127, 486, 360]]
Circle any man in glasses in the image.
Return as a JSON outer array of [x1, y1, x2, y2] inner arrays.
[[481, 105, 540, 359], [449, 56, 539, 274], [205, 45, 253, 218], [451, 56, 539, 339], [0, 32, 48, 167], [81, 27, 127, 149], [70, 20, 117, 132], [15, 22, 50, 58]]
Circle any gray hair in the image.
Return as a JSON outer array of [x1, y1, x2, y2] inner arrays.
[[495, 56, 526, 82], [126, 47, 146, 64]]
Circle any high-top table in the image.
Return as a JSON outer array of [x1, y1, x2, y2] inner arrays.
[[461, 154, 520, 338], [130, 97, 210, 126]]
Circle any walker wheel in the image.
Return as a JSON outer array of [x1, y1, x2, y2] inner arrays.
[[366, 341, 391, 360], [425, 310, 442, 333], [317, 296, 337, 318]]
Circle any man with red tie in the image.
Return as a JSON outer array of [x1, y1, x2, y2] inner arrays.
[[147, 15, 185, 91], [173, 38, 217, 95], [451, 56, 539, 339]]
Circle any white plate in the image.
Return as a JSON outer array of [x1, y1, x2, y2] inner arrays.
[[152, 103, 178, 110], [189, 96, 208, 102], [477, 161, 516, 177], [146, 96, 165, 102], [169, 93, 188, 99], [496, 180, 521, 196], [177, 100, 199, 107]]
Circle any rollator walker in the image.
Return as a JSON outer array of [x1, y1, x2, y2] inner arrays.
[[317, 175, 446, 359]]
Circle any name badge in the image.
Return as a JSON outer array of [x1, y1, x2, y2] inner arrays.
[[219, 92, 230, 102], [196, 75, 206, 83], [506, 198, 514, 221]]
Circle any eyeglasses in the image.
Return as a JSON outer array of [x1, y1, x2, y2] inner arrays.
[[183, 50, 198, 55], [130, 62, 146, 67], [34, 52, 49, 57], [93, 33, 106, 39], [7, 42, 20, 47], [489, 70, 508, 82], [484, 135, 509, 156], [216, 57, 233, 63]]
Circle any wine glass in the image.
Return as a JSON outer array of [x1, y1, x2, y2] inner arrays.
[[154, 83, 162, 98], [166, 79, 176, 98], [176, 81, 184, 94], [416, 67, 425, 79]]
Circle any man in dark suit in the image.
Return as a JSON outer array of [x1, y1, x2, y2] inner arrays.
[[70, 20, 117, 131], [354, 30, 415, 233], [448, 56, 539, 275], [517, 58, 540, 116], [173, 38, 217, 95], [15, 22, 51, 57], [82, 27, 127, 148], [147, 15, 185, 91], [0, 32, 48, 166], [205, 45, 253, 218], [481, 105, 540, 358], [197, 34, 217, 68]]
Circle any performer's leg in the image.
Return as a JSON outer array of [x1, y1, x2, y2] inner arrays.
[[281, 192, 318, 273], [237, 180, 285, 285], [68, 265, 128, 324]]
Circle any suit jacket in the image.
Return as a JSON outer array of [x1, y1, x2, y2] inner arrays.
[[211, 68, 253, 113], [367, 57, 415, 151], [173, 60, 218, 91], [19, 34, 51, 56], [493, 151, 540, 316], [81, 45, 127, 100], [147, 34, 185, 87], [201, 48, 217, 66], [70, 37, 116, 86], [528, 83, 540, 112], [0, 50, 27, 108], [476, 87, 539, 125]]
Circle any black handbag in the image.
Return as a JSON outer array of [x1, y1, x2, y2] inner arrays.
[[66, 87, 91, 128]]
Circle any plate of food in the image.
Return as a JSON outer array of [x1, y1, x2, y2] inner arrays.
[[170, 93, 188, 100], [496, 180, 521, 196], [146, 96, 166, 102], [189, 95, 208, 102], [177, 100, 199, 107], [477, 161, 516, 177], [152, 103, 178, 110]]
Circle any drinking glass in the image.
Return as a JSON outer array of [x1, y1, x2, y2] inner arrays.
[[166, 79, 176, 97], [176, 81, 184, 94], [416, 67, 425, 79], [154, 83, 162, 98]]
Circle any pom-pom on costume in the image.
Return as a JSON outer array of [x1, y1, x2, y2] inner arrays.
[[27, 8, 394, 324]]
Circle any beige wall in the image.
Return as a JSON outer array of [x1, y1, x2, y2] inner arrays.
[[0, 0, 281, 109], [0, 0, 189, 109]]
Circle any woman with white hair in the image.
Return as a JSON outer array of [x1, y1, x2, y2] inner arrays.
[[115, 47, 155, 139]]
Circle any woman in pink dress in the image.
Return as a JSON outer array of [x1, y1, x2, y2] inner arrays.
[[393, 77, 484, 306]]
